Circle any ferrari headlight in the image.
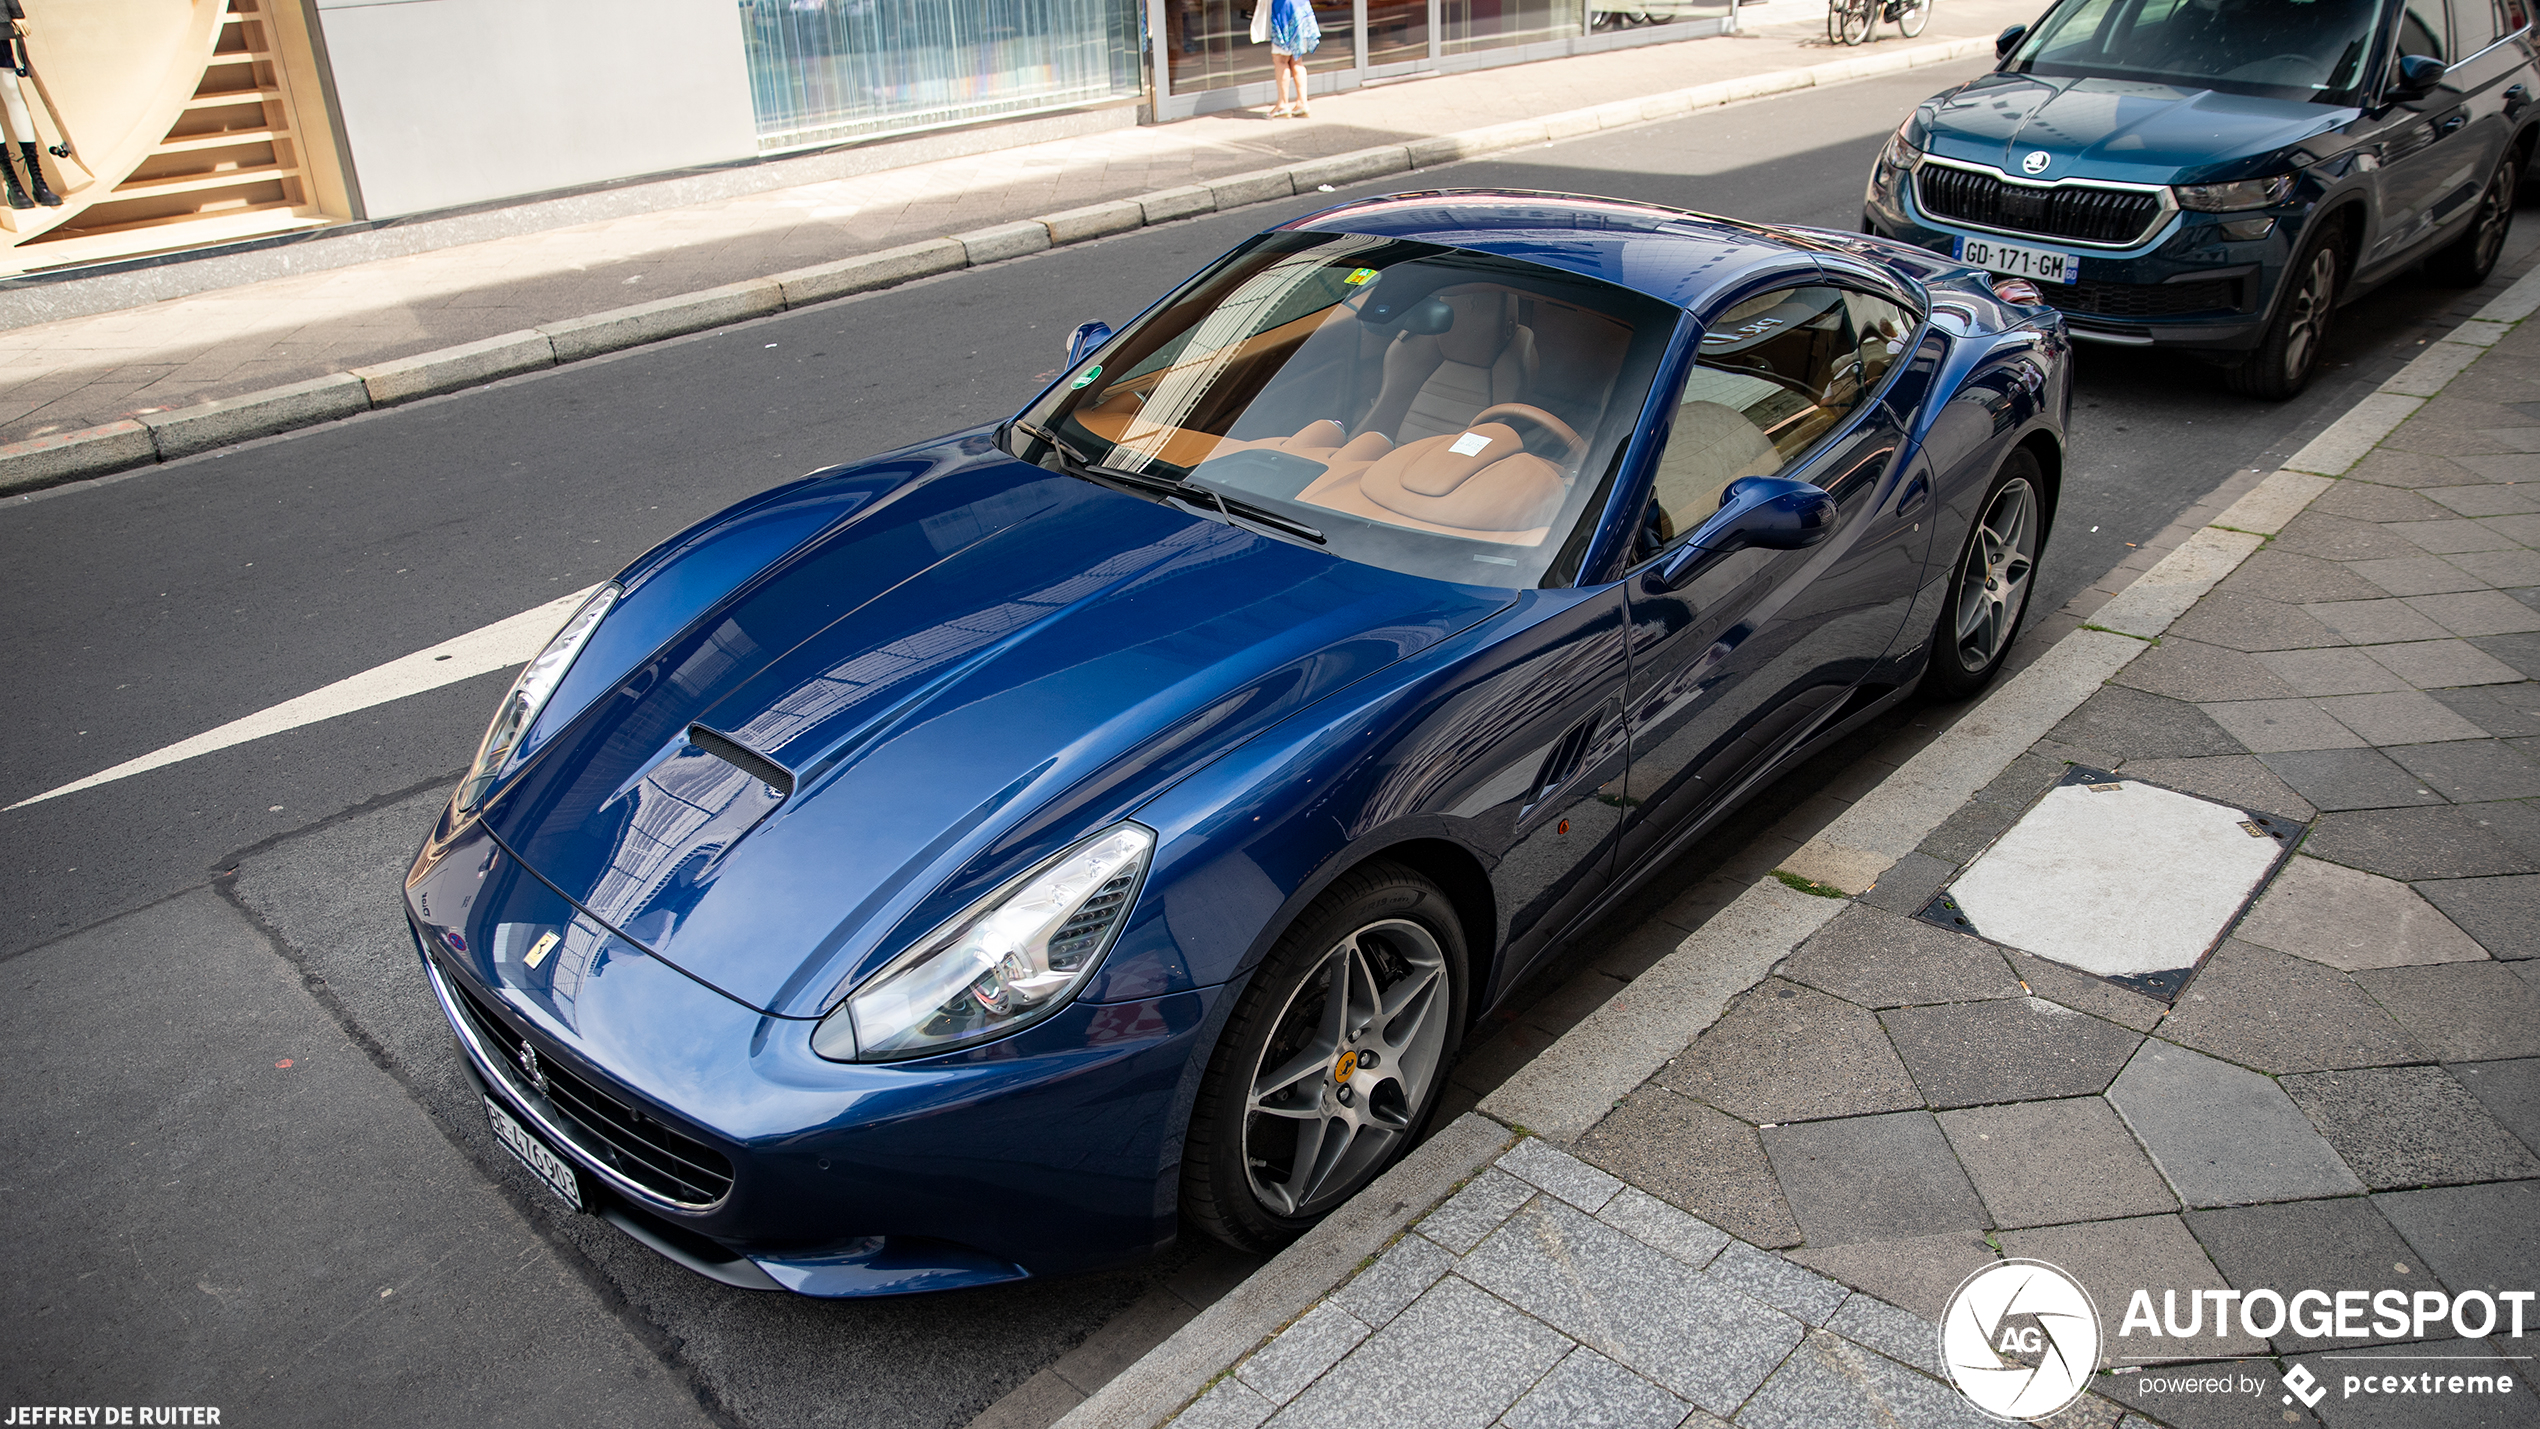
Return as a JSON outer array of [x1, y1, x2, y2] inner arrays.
[[815, 824, 1155, 1062], [455, 583, 619, 812], [2175, 174, 2295, 212]]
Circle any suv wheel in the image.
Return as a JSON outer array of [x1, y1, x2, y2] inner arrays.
[[2226, 219, 2344, 400], [2425, 150, 2518, 287]]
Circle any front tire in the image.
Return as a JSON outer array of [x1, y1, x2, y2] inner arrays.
[[2225, 218, 2343, 400], [2424, 150, 2517, 287], [1181, 864, 1469, 1253], [1921, 450, 2045, 700]]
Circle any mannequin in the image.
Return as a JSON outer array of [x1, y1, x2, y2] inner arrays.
[[0, 1, 60, 209]]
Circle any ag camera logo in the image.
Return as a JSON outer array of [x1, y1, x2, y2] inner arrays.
[[1942, 1259, 2102, 1420]]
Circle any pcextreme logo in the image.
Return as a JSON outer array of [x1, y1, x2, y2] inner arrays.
[[1941, 1260, 2102, 1420]]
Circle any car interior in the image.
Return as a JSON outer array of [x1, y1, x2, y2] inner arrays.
[[1069, 259, 1648, 547], [1643, 285, 1912, 546]]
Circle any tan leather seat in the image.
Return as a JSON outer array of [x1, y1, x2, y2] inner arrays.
[[1362, 290, 1539, 445], [1298, 422, 1563, 545]]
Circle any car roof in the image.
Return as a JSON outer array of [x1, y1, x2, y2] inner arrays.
[[1283, 189, 1845, 313]]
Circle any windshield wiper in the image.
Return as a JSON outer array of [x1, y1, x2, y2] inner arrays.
[[1019, 424, 1327, 547]]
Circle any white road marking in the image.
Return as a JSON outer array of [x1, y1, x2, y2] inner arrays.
[[6, 585, 603, 811]]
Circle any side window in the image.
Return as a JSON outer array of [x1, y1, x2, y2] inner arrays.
[[2452, 0, 2501, 51], [2398, 0, 2449, 60], [1643, 285, 1912, 548]]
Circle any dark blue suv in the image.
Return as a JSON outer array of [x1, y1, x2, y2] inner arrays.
[[1866, 0, 2539, 396]]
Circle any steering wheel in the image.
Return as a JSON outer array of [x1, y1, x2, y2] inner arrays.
[[1471, 403, 1589, 464]]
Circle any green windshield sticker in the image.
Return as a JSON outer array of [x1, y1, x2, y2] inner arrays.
[[1344, 267, 1379, 286], [1069, 364, 1102, 390]]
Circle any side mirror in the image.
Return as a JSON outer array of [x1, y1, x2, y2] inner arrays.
[[1065, 321, 1112, 367], [1995, 24, 2026, 58], [1645, 476, 1839, 592], [2391, 54, 2448, 101]]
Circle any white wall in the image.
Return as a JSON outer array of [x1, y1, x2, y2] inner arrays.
[[313, 0, 760, 219]]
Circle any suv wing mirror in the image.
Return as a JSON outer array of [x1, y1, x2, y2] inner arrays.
[[1995, 24, 2026, 58], [2391, 54, 2448, 101]]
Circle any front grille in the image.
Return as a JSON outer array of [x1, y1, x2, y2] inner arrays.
[[1917, 164, 2165, 246], [445, 970, 736, 1207], [2051, 277, 2243, 318]]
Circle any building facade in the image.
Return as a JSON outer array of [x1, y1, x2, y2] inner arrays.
[[0, 0, 1729, 280]]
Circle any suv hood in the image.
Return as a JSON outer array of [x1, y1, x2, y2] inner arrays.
[[1922, 73, 2350, 185], [480, 446, 1508, 1018]]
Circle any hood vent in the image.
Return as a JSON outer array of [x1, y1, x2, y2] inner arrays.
[[688, 724, 793, 797]]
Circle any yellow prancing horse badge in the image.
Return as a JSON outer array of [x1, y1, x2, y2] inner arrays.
[[1333, 1049, 1359, 1083]]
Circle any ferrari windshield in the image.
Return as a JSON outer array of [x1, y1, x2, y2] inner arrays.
[[1008, 231, 1679, 587], [2006, 0, 2387, 103]]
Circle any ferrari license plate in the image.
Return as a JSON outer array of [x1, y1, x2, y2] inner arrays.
[[486, 1095, 584, 1211], [1956, 236, 2077, 284]]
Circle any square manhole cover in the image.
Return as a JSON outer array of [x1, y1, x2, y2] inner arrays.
[[1918, 767, 2303, 1000]]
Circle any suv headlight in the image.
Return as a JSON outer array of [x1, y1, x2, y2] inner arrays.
[[814, 823, 1155, 1062], [456, 583, 619, 812], [1881, 124, 1925, 173], [2174, 174, 2295, 212]]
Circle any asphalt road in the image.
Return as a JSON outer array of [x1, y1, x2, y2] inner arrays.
[[5, 58, 2536, 1428]]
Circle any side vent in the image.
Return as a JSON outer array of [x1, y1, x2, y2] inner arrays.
[[688, 725, 794, 797], [1519, 704, 1613, 822]]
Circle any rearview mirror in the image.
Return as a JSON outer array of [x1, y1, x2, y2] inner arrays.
[[1065, 321, 1112, 367], [1995, 24, 2026, 58], [1646, 476, 1839, 592], [2391, 54, 2448, 100]]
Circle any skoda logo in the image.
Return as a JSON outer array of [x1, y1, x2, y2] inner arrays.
[[2022, 150, 2053, 175], [1941, 1259, 2101, 1420]]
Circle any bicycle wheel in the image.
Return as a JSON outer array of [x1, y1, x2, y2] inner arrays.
[[1894, 0, 1931, 36], [1834, 0, 1875, 43]]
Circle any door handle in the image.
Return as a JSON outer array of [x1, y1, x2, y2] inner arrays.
[[1894, 468, 1931, 519]]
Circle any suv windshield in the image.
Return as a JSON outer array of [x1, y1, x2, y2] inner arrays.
[[1007, 231, 1679, 588], [2006, 0, 2387, 103]]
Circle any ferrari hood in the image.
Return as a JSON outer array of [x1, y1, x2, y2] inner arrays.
[[482, 446, 1508, 1018], [1922, 74, 2348, 186]]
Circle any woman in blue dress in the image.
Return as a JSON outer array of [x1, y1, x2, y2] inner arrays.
[[1260, 0, 1321, 118]]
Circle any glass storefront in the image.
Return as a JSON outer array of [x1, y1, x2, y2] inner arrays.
[[1442, 0, 1579, 52], [1162, 0, 1355, 97], [740, 0, 1145, 154]]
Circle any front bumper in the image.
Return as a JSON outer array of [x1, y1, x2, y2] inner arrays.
[[407, 818, 1223, 1295], [1866, 160, 2297, 351]]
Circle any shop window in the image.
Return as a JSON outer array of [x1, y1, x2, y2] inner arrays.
[[1443, 0, 1585, 54], [740, 0, 1143, 153]]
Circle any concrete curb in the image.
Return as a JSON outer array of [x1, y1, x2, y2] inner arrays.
[[1060, 226, 2540, 1429], [0, 34, 1994, 499]]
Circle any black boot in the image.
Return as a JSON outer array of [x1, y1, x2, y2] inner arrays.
[[16, 143, 56, 206], [0, 149, 27, 210]]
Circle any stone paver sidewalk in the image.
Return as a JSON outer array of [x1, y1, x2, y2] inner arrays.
[[1120, 263, 2540, 1429], [0, 0, 2033, 449]]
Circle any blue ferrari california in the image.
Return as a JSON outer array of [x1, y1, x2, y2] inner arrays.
[[404, 190, 2070, 1296]]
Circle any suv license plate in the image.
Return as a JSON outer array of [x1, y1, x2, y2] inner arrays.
[[486, 1095, 584, 1211], [1956, 236, 2076, 284]]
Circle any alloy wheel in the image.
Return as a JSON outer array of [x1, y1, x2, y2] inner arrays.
[[1951, 477, 2038, 673], [1241, 918, 1449, 1219], [2470, 166, 2513, 277], [2279, 245, 2338, 383]]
